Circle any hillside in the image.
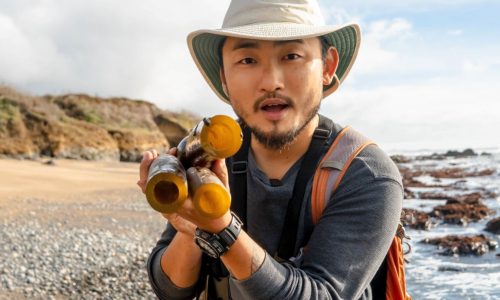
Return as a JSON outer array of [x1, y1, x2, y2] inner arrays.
[[0, 85, 200, 162]]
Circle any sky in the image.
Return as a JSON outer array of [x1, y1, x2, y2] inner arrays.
[[1, 0, 499, 152]]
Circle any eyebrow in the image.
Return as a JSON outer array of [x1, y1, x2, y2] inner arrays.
[[231, 39, 305, 51]]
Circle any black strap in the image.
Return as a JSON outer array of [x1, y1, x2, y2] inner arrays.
[[227, 115, 335, 259], [228, 124, 252, 228], [276, 115, 334, 259]]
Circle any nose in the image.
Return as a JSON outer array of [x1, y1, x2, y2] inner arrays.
[[258, 61, 284, 93]]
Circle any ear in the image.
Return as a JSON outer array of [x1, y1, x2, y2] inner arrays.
[[322, 47, 339, 86]]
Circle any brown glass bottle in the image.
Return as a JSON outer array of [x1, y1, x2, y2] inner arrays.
[[145, 154, 188, 214], [145, 115, 242, 217]]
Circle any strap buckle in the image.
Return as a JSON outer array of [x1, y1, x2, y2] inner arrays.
[[313, 128, 330, 139], [231, 161, 248, 174], [396, 223, 412, 257]]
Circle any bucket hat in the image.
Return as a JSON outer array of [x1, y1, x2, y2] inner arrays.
[[187, 0, 360, 104]]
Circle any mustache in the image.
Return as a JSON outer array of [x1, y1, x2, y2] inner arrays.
[[253, 92, 294, 113]]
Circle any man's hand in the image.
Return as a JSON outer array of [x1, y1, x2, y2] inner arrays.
[[137, 148, 195, 236], [173, 161, 232, 234], [137, 148, 231, 234], [137, 149, 159, 193]]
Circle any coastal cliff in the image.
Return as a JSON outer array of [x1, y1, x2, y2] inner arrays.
[[0, 85, 199, 162]]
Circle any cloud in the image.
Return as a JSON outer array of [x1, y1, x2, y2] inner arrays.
[[462, 60, 488, 74], [321, 0, 499, 15], [448, 29, 463, 36], [368, 18, 413, 39], [0, 0, 231, 111], [321, 73, 500, 150], [349, 18, 414, 75], [0, 12, 70, 84]]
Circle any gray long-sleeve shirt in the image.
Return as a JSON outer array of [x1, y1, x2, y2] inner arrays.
[[147, 124, 403, 300]]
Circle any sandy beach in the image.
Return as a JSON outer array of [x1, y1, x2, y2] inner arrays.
[[0, 158, 139, 200], [0, 158, 166, 299]]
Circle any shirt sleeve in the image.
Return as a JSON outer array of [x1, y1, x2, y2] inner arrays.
[[229, 145, 404, 299], [146, 222, 198, 300]]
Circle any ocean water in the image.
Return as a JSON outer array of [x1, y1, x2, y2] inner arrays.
[[398, 149, 500, 299]]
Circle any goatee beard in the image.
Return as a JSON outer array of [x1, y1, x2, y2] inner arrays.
[[240, 103, 320, 150]]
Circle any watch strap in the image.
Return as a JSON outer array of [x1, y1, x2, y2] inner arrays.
[[218, 212, 242, 246], [195, 212, 242, 258]]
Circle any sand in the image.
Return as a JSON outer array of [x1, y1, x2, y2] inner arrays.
[[0, 158, 140, 200], [0, 157, 161, 232]]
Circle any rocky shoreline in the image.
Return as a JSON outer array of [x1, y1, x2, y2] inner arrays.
[[0, 188, 165, 300], [395, 148, 499, 257]]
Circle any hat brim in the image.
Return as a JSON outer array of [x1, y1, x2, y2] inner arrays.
[[187, 22, 361, 104]]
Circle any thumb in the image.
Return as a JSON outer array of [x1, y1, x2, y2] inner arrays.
[[211, 159, 230, 190]]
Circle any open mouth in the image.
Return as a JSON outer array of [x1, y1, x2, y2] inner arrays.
[[261, 103, 289, 112], [258, 97, 291, 113]]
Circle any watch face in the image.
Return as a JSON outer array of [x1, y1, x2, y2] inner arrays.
[[195, 236, 219, 258]]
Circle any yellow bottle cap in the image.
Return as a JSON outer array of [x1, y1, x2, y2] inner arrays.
[[200, 115, 242, 158], [193, 183, 231, 219]]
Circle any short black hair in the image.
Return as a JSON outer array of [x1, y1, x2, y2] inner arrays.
[[319, 36, 330, 63], [217, 37, 228, 70]]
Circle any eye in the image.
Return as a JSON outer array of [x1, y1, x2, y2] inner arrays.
[[239, 57, 256, 65], [283, 53, 301, 60]]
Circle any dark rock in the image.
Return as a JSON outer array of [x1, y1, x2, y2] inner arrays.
[[43, 159, 55, 166], [429, 167, 496, 179], [482, 189, 499, 199], [421, 234, 498, 256], [445, 192, 483, 205], [403, 178, 430, 188], [419, 192, 483, 205], [485, 217, 500, 234], [430, 203, 494, 224], [415, 153, 446, 161], [415, 148, 491, 160], [401, 208, 432, 230], [398, 167, 448, 188], [418, 192, 452, 201], [438, 265, 466, 272], [391, 155, 412, 164], [154, 113, 191, 147], [443, 214, 469, 226], [403, 188, 415, 199], [444, 148, 477, 157]]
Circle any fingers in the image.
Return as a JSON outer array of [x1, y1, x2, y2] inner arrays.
[[162, 212, 197, 236], [137, 150, 159, 193], [162, 212, 175, 221], [137, 147, 176, 193], [167, 147, 177, 156], [211, 159, 230, 189]]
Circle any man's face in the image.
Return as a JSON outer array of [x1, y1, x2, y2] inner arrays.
[[220, 37, 336, 149]]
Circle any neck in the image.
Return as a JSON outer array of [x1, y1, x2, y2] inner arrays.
[[251, 115, 319, 180]]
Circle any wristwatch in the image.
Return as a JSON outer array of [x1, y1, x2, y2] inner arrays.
[[194, 212, 243, 258]]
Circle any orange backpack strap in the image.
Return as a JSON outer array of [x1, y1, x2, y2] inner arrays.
[[310, 126, 411, 300], [386, 236, 411, 300], [311, 126, 374, 224]]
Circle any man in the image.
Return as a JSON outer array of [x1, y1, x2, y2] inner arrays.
[[138, 0, 403, 299]]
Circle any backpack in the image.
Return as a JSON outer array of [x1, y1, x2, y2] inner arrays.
[[310, 125, 411, 300], [221, 115, 411, 300]]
